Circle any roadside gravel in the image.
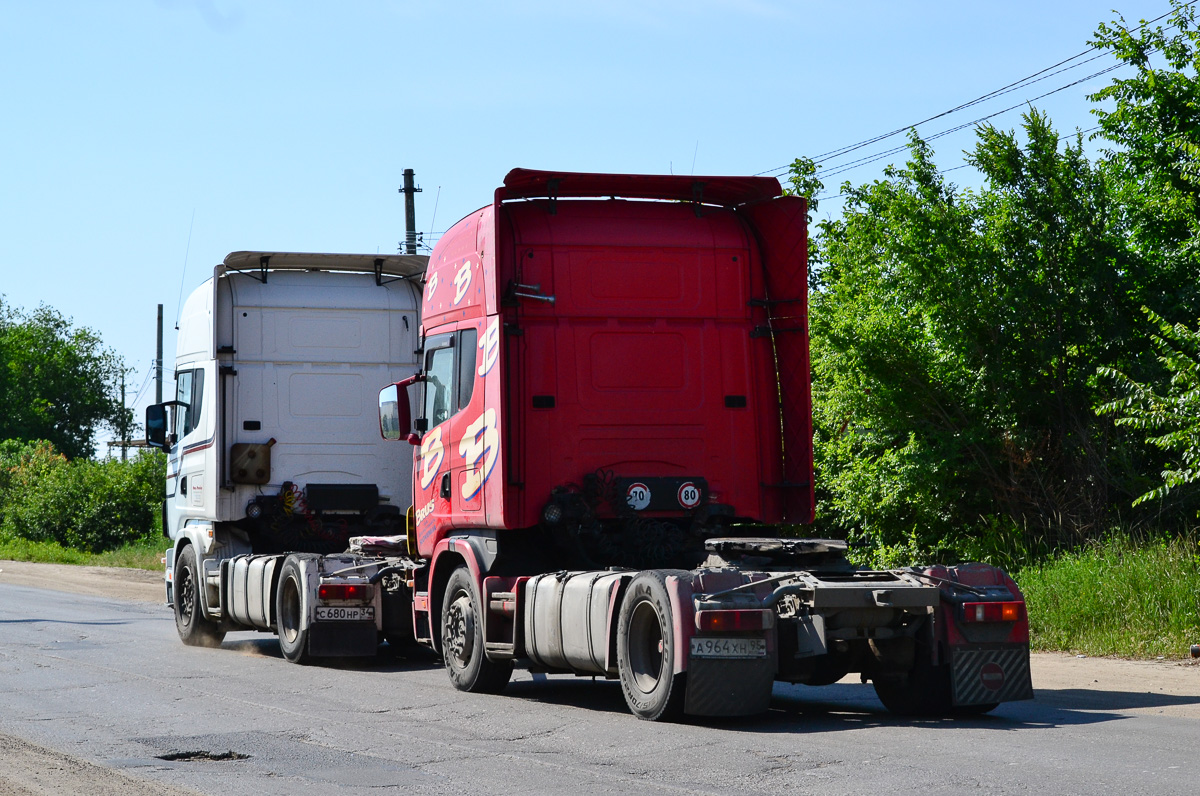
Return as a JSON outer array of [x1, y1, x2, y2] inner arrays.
[[0, 734, 201, 796], [0, 559, 163, 603]]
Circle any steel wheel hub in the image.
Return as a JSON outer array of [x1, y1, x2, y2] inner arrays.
[[445, 594, 475, 665]]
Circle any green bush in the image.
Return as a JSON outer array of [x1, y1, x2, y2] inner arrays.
[[0, 441, 165, 553]]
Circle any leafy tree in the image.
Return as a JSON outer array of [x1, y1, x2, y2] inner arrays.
[[1086, 0, 1200, 513], [1099, 309, 1200, 506], [802, 111, 1174, 562], [789, 3, 1200, 564], [0, 299, 127, 459]]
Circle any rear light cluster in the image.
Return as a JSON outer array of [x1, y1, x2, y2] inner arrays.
[[318, 583, 372, 602], [961, 601, 1025, 623], [695, 609, 774, 632]]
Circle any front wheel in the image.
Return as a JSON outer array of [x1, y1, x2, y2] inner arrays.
[[173, 545, 225, 648], [441, 567, 512, 693], [616, 570, 687, 721]]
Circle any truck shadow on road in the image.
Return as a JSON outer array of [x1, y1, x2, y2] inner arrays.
[[744, 682, 1200, 733], [505, 676, 632, 715], [484, 677, 1200, 728], [219, 637, 444, 672]]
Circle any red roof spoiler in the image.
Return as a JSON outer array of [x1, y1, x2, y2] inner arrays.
[[498, 168, 782, 208]]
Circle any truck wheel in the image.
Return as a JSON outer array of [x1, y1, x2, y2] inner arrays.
[[872, 642, 953, 716], [617, 570, 687, 721], [441, 567, 512, 693], [277, 556, 313, 664], [173, 545, 225, 648]]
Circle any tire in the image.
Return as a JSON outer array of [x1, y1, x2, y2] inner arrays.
[[616, 570, 688, 721], [173, 545, 225, 648], [872, 641, 953, 716], [441, 567, 513, 693], [276, 555, 313, 664]]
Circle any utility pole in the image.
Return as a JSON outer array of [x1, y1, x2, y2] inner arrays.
[[120, 373, 128, 462], [156, 303, 164, 404], [399, 169, 421, 255]]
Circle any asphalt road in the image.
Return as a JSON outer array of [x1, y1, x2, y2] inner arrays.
[[1, 580, 1197, 795]]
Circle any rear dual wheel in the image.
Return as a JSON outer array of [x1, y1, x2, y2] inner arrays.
[[872, 643, 999, 716], [276, 556, 315, 664], [617, 570, 687, 721]]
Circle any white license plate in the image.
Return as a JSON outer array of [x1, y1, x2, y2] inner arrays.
[[690, 636, 767, 659], [315, 605, 375, 622]]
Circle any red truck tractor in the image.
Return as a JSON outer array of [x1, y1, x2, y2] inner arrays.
[[376, 169, 1032, 719]]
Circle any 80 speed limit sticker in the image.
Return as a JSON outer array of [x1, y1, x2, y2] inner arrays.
[[677, 481, 701, 509]]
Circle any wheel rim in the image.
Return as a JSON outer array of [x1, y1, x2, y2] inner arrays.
[[280, 576, 301, 644], [178, 566, 196, 625], [627, 599, 665, 694], [444, 591, 475, 668]]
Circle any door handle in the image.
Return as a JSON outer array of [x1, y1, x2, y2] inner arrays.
[[440, 472, 451, 500]]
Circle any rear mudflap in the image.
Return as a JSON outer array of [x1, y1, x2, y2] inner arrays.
[[308, 621, 378, 657], [684, 656, 776, 717], [951, 644, 1033, 706]]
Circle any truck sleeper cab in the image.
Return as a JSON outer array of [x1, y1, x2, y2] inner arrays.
[[148, 252, 427, 655]]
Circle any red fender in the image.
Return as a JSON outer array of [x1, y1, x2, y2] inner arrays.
[[423, 537, 486, 654]]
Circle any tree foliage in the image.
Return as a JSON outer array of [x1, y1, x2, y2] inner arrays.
[[800, 116, 1200, 563], [0, 440, 165, 553], [1098, 315, 1200, 508], [789, 2, 1200, 563], [1089, 0, 1200, 296], [0, 299, 127, 459]]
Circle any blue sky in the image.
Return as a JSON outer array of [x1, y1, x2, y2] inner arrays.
[[0, 0, 1173, 449]]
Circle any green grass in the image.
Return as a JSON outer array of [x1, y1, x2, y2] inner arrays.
[[0, 535, 164, 571], [1016, 536, 1200, 659]]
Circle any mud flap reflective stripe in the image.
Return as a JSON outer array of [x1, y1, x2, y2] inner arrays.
[[951, 644, 1034, 706]]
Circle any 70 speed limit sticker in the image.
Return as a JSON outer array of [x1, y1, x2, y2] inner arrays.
[[677, 481, 701, 509], [625, 482, 651, 511]]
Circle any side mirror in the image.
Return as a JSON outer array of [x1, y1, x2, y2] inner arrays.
[[379, 374, 423, 445], [146, 404, 169, 450]]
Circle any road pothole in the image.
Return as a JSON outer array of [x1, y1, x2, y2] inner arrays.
[[157, 750, 249, 762]]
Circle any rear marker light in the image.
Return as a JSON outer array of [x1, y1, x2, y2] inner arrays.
[[962, 601, 1026, 623], [318, 583, 371, 601], [695, 609, 773, 632]]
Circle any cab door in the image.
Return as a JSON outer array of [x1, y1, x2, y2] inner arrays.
[[171, 365, 213, 524], [413, 325, 483, 554]]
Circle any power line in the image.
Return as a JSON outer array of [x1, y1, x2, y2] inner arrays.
[[128, 362, 156, 408], [174, 209, 196, 330], [813, 124, 1104, 206], [759, 0, 1198, 181], [815, 64, 1124, 181]]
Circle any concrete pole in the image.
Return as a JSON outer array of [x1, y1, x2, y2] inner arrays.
[[156, 304, 163, 404], [400, 169, 421, 255]]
